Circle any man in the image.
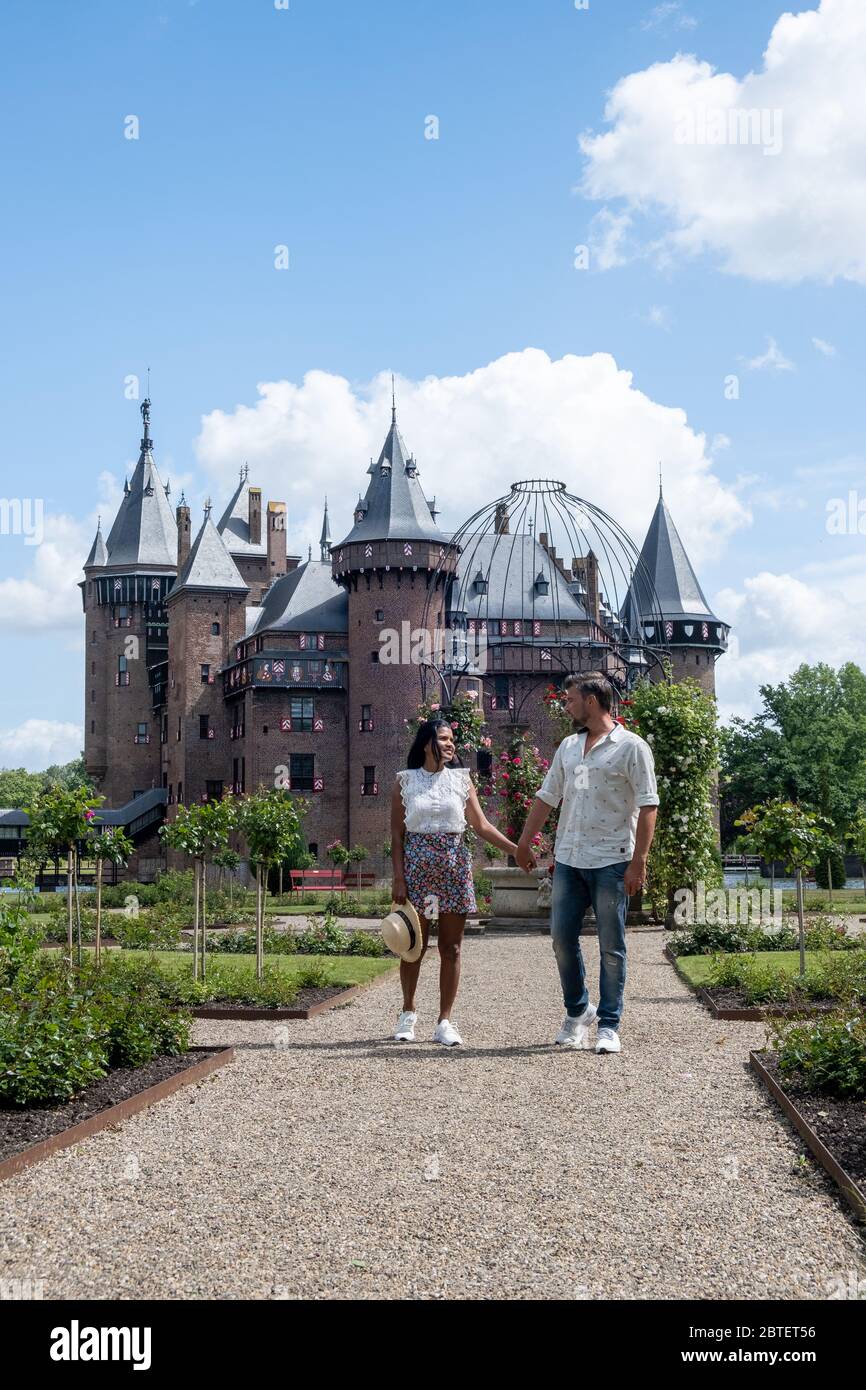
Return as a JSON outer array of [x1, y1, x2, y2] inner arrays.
[[516, 673, 658, 1054]]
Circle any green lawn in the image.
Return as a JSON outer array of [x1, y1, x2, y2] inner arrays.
[[673, 950, 830, 989], [85, 947, 397, 988]]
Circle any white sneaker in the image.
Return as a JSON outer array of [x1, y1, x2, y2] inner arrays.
[[394, 1010, 417, 1041], [596, 1027, 622, 1054], [555, 1002, 597, 1049], [433, 1019, 463, 1047]]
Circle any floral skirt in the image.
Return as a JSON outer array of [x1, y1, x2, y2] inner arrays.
[[403, 832, 477, 918]]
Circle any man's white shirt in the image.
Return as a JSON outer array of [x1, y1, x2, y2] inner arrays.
[[537, 723, 659, 869]]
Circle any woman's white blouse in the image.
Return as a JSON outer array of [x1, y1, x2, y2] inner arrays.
[[397, 766, 473, 834]]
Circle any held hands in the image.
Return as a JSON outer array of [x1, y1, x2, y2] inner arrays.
[[514, 840, 537, 873]]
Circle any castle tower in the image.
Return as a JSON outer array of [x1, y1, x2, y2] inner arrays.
[[164, 505, 250, 810], [216, 465, 297, 603], [621, 483, 729, 695], [332, 401, 457, 848], [81, 399, 177, 805]]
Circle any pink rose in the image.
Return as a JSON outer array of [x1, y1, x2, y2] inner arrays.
[[430, 702, 440, 711]]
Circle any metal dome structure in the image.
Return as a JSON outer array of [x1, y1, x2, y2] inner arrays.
[[419, 478, 671, 722]]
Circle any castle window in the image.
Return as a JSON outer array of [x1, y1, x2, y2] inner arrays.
[[199, 715, 210, 739], [375, 609, 384, 622], [177, 717, 182, 741], [178, 782, 183, 804], [91, 660, 96, 675], [116, 655, 130, 687], [201, 664, 211, 684], [362, 765, 377, 795], [370, 651, 379, 663], [290, 754, 314, 791], [308, 842, 318, 859], [90, 720, 95, 734], [360, 704, 374, 732], [91, 689, 95, 703], [205, 780, 223, 802], [135, 722, 149, 745], [291, 697, 314, 732], [212, 622, 220, 636]]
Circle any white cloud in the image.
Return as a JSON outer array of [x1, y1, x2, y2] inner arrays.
[[745, 337, 795, 372], [0, 513, 93, 634], [580, 0, 866, 285], [812, 336, 837, 357], [641, 3, 697, 31], [715, 561, 866, 721], [194, 350, 749, 572], [0, 719, 83, 773], [588, 208, 634, 270]]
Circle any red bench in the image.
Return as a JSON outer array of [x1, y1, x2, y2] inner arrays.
[[290, 869, 346, 895]]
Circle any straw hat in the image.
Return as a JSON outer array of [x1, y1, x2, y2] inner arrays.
[[380, 900, 424, 962]]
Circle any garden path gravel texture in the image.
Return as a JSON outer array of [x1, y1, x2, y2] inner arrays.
[[1, 932, 864, 1301]]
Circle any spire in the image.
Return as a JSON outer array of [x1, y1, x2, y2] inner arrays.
[[334, 411, 446, 547], [308, 543, 312, 562], [217, 467, 266, 556], [391, 373, 396, 424], [319, 498, 331, 561], [620, 493, 726, 637], [659, 462, 663, 498], [102, 398, 177, 569], [169, 510, 249, 598], [84, 517, 107, 569]]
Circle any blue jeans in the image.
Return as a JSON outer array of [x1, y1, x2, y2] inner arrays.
[[551, 859, 628, 1030]]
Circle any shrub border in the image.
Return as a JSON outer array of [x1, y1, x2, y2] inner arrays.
[[0, 1046, 235, 1184], [189, 964, 397, 1020], [664, 943, 833, 1021], [749, 1050, 866, 1220]]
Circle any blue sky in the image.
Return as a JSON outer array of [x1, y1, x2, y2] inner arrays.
[[1, 0, 864, 768]]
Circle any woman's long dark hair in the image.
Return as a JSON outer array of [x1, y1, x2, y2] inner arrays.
[[406, 717, 464, 770]]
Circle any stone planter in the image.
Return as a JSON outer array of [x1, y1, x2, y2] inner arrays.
[[487, 865, 550, 926]]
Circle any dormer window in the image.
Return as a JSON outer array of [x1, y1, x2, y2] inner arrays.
[[472, 569, 488, 596], [534, 570, 550, 597]]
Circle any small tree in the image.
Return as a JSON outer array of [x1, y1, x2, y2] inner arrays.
[[736, 799, 833, 976], [91, 827, 133, 964], [26, 785, 102, 964], [160, 806, 207, 980], [214, 847, 241, 905], [348, 844, 369, 894], [237, 790, 307, 979], [196, 798, 237, 977]]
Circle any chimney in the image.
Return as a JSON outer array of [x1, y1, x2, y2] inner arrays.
[[573, 551, 601, 626], [176, 501, 191, 572], [494, 502, 509, 535], [267, 501, 287, 574], [249, 487, 262, 546]]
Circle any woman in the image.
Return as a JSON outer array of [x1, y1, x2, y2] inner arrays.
[[391, 717, 532, 1046]]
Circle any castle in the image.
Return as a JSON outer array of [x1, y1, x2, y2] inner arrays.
[[81, 398, 729, 877]]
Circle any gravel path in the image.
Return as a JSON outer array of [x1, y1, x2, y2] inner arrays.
[[1, 932, 863, 1300]]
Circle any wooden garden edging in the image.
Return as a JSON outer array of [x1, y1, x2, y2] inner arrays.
[[0, 1046, 235, 1184], [749, 1051, 866, 1220]]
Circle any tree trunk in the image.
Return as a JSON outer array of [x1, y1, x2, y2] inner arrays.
[[256, 866, 264, 981], [796, 869, 806, 978], [74, 856, 82, 967], [201, 861, 207, 981], [66, 848, 74, 963], [95, 858, 103, 966], [193, 860, 201, 983], [827, 857, 833, 907], [278, 865, 283, 901]]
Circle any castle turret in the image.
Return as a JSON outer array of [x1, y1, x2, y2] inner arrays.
[[621, 483, 729, 694], [82, 399, 176, 804], [332, 403, 456, 848]]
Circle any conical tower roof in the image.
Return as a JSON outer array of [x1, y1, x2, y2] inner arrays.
[[319, 498, 331, 560], [84, 518, 108, 570], [216, 464, 267, 557], [103, 400, 177, 570], [334, 407, 445, 546], [170, 508, 249, 598], [621, 490, 721, 631]]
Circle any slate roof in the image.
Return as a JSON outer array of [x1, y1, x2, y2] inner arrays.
[[620, 493, 720, 629], [103, 437, 177, 570], [217, 472, 267, 557], [450, 533, 588, 623], [84, 521, 108, 569], [248, 558, 347, 635], [334, 413, 445, 546], [170, 512, 249, 598]]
